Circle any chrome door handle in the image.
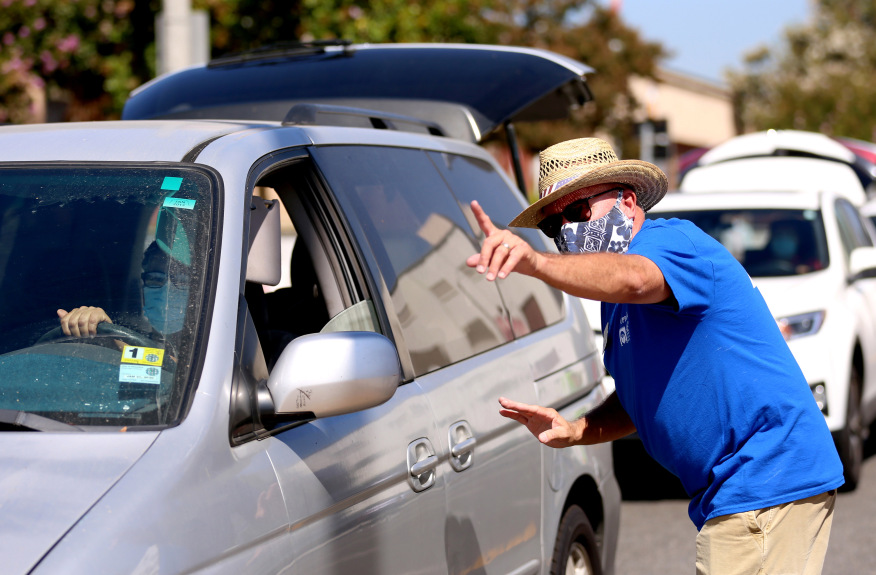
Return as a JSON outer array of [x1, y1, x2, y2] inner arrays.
[[450, 437, 477, 458], [448, 421, 476, 472], [407, 437, 438, 492], [410, 455, 439, 477]]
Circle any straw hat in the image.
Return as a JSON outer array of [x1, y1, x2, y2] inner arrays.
[[509, 138, 668, 228]]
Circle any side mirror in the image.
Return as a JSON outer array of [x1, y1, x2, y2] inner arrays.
[[849, 246, 876, 282], [266, 331, 401, 419]]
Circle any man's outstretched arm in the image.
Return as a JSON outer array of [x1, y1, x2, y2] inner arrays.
[[466, 200, 671, 304], [498, 391, 635, 448]]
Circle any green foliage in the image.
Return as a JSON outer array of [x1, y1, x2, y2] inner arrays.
[[729, 0, 876, 141], [0, 0, 664, 158], [0, 0, 158, 122], [288, 1, 664, 153], [506, 5, 665, 156], [293, 0, 501, 45]]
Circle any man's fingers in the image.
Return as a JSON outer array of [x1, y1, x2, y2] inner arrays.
[[498, 409, 529, 424], [470, 200, 498, 237], [465, 253, 481, 269], [498, 397, 542, 416]]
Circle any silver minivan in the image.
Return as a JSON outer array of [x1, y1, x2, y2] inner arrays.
[[0, 43, 620, 575]]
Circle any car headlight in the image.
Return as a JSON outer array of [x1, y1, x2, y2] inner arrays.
[[776, 311, 825, 341]]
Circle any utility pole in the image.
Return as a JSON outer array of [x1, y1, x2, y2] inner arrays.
[[156, 0, 209, 76]]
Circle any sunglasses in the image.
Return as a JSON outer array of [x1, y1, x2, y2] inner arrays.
[[141, 269, 189, 289], [537, 188, 625, 238]]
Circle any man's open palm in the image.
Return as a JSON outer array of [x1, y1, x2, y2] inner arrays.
[[498, 397, 582, 448]]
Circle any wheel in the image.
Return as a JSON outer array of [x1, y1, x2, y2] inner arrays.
[[836, 364, 864, 491], [550, 505, 602, 575], [35, 322, 159, 349]]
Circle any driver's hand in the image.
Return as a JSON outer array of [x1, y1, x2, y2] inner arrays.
[[57, 306, 112, 337]]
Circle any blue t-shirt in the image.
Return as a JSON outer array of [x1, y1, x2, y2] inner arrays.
[[601, 218, 844, 529]]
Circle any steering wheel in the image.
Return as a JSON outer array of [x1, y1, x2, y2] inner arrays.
[[35, 322, 160, 348]]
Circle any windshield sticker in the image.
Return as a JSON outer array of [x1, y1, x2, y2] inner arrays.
[[163, 197, 196, 210], [121, 345, 165, 367], [161, 176, 184, 191], [119, 364, 162, 385]]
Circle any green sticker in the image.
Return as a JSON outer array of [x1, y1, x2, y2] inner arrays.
[[163, 197, 196, 210], [161, 176, 183, 191]]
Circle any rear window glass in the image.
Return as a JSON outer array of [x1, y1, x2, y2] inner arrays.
[[0, 165, 216, 428], [313, 146, 513, 376], [427, 151, 564, 334]]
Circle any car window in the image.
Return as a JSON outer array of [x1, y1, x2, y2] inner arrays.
[[0, 165, 215, 427], [650, 208, 829, 277], [835, 198, 873, 256], [313, 146, 513, 376], [427, 151, 564, 335]]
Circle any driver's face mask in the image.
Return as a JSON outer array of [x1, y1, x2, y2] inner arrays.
[[142, 266, 189, 334], [143, 284, 188, 335], [554, 191, 635, 254]]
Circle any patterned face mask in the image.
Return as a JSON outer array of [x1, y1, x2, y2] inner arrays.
[[554, 191, 634, 254]]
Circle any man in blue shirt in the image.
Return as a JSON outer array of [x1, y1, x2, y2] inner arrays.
[[468, 137, 843, 575]]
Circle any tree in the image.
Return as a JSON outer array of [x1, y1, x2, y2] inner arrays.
[[729, 0, 876, 140], [0, 0, 664, 156], [288, 1, 665, 154], [492, 4, 665, 156], [0, 0, 159, 123]]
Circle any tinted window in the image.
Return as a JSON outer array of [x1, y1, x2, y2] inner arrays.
[[835, 198, 873, 257], [314, 146, 512, 376], [428, 151, 564, 335], [650, 208, 829, 277], [0, 165, 215, 427]]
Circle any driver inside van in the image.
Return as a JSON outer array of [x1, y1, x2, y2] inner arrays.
[[55, 207, 192, 340]]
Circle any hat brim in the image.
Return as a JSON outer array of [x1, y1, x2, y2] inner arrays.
[[509, 159, 668, 228]]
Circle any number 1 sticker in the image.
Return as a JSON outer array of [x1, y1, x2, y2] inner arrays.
[[121, 346, 165, 367]]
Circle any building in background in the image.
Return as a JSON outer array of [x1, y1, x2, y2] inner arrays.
[[630, 67, 735, 188]]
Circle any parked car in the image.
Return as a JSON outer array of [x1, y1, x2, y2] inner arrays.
[[647, 189, 876, 490], [682, 129, 876, 197], [681, 154, 868, 205], [0, 43, 619, 575]]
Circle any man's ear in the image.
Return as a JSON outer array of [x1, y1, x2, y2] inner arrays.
[[622, 189, 638, 215]]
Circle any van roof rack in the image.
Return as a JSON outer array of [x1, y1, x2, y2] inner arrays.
[[282, 103, 446, 137], [208, 39, 353, 68]]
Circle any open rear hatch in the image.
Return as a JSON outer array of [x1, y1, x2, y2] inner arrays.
[[123, 41, 592, 142]]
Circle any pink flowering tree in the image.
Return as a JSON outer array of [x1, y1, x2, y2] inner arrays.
[[0, 0, 157, 123]]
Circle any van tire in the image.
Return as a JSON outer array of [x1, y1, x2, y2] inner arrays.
[[550, 505, 602, 575]]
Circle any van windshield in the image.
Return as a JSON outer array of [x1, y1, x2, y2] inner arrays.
[[0, 165, 215, 428]]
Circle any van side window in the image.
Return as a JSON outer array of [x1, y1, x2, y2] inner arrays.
[[428, 151, 565, 335], [313, 146, 513, 376]]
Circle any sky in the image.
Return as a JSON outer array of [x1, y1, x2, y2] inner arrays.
[[605, 0, 812, 84]]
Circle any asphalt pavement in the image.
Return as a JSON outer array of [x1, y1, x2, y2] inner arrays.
[[612, 440, 876, 575]]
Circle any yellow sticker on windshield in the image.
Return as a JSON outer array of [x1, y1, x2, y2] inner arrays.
[[121, 346, 165, 367]]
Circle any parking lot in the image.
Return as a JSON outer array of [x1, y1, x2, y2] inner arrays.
[[613, 439, 876, 574]]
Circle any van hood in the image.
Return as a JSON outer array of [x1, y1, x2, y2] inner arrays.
[[0, 431, 158, 575], [751, 271, 834, 318]]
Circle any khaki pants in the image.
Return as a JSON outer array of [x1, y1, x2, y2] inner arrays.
[[695, 490, 836, 575]]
